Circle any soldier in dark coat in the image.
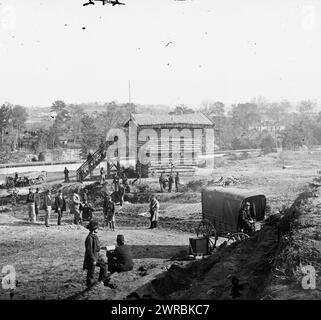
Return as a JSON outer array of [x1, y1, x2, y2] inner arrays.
[[175, 172, 180, 192], [103, 194, 116, 230], [34, 188, 41, 220], [238, 201, 254, 235], [82, 203, 95, 222], [64, 167, 69, 183], [83, 220, 108, 287], [55, 190, 66, 225], [118, 183, 125, 207], [107, 234, 134, 274], [168, 174, 174, 193]]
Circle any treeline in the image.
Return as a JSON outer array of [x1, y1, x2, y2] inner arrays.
[[1, 97, 320, 158], [0, 103, 29, 151], [198, 98, 321, 150]]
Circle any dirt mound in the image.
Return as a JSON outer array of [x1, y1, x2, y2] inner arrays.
[[262, 184, 321, 299], [131, 222, 280, 300]]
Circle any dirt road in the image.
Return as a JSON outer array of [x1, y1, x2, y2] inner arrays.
[[0, 212, 195, 300]]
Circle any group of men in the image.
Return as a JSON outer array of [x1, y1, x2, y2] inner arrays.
[[26, 187, 94, 227], [159, 172, 180, 193], [83, 221, 134, 287], [83, 192, 161, 287]]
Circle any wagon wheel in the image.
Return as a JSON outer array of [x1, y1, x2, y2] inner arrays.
[[196, 219, 217, 252], [227, 232, 249, 244]]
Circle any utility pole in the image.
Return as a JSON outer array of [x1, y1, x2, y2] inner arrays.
[[128, 80, 131, 104]]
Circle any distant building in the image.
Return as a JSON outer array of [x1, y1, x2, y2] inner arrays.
[[123, 113, 215, 175]]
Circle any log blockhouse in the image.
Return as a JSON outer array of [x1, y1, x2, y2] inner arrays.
[[124, 113, 215, 176]]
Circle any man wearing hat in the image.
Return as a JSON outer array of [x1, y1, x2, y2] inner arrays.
[[70, 189, 82, 225], [34, 188, 41, 221], [55, 189, 66, 225], [107, 234, 134, 274], [103, 193, 115, 230], [83, 220, 108, 287], [149, 194, 160, 229], [238, 201, 255, 235], [44, 189, 53, 227], [26, 188, 36, 222]]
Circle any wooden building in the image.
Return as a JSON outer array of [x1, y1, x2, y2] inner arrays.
[[123, 113, 214, 175]]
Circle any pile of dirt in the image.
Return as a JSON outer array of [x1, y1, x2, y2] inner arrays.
[[131, 221, 280, 300], [262, 181, 321, 299], [209, 176, 239, 187]]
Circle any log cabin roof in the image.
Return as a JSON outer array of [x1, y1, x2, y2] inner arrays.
[[125, 113, 213, 127]]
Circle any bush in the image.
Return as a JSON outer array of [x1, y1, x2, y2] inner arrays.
[[38, 152, 45, 162], [260, 134, 275, 154]]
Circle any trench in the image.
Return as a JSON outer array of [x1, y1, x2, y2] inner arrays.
[[129, 222, 281, 300]]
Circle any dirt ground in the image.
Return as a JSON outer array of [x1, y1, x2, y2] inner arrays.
[[1, 150, 321, 300]]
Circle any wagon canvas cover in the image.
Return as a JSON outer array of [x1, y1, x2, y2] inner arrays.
[[202, 187, 266, 233]]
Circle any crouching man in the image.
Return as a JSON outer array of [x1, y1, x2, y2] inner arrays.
[[83, 220, 108, 287], [107, 234, 134, 274]]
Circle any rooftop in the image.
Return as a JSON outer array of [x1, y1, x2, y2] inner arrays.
[[126, 113, 213, 127]]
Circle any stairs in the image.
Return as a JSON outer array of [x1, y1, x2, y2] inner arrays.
[[76, 140, 116, 182]]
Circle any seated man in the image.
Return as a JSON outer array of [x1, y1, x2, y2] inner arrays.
[[107, 234, 134, 274], [238, 201, 255, 235], [82, 203, 95, 221]]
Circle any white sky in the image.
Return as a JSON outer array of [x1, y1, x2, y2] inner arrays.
[[0, 0, 320, 108]]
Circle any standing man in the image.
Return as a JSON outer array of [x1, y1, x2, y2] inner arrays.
[[168, 174, 174, 193], [44, 189, 52, 227], [118, 183, 125, 207], [113, 174, 119, 192], [83, 220, 108, 287], [55, 189, 66, 226], [82, 189, 89, 205], [100, 167, 106, 185], [159, 172, 164, 192], [71, 189, 82, 225], [175, 172, 180, 192], [34, 188, 41, 221], [103, 194, 115, 231], [64, 167, 70, 183], [149, 195, 160, 229], [26, 188, 36, 222], [87, 152, 93, 179]]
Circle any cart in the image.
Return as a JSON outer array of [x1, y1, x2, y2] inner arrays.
[[192, 187, 266, 255]]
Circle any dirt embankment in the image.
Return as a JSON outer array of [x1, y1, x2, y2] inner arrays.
[[262, 178, 321, 299], [130, 222, 279, 300], [125, 177, 321, 300]]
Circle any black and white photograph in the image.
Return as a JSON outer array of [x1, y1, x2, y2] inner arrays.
[[0, 0, 320, 311]]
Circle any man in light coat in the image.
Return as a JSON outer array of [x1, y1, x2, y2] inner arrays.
[[149, 195, 160, 229], [44, 189, 52, 227], [71, 189, 82, 225], [26, 188, 36, 222]]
